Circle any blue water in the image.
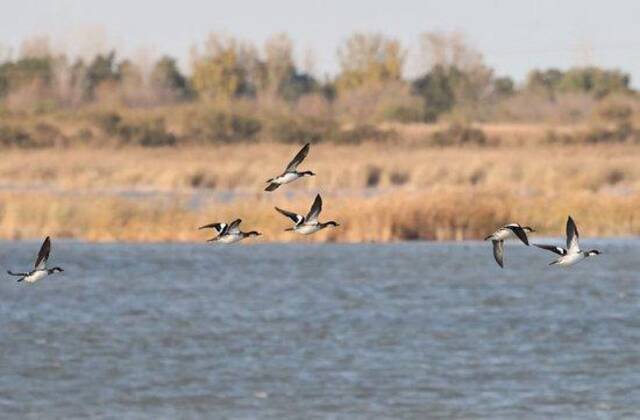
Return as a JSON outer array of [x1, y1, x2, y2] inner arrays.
[[0, 240, 638, 419]]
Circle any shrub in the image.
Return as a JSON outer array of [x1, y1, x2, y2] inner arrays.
[[0, 125, 34, 147], [32, 123, 66, 147], [597, 103, 633, 122], [185, 110, 262, 143], [333, 124, 397, 145], [366, 165, 382, 187], [546, 123, 640, 145], [74, 128, 94, 144], [0, 123, 67, 148], [381, 104, 425, 123], [268, 117, 334, 144], [95, 112, 122, 136], [584, 122, 637, 144], [431, 124, 489, 146], [389, 170, 410, 186], [95, 112, 176, 147], [605, 169, 625, 185], [119, 118, 176, 147], [545, 130, 574, 145]]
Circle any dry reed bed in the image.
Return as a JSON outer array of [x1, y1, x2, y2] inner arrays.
[[0, 188, 637, 243], [0, 141, 639, 242], [1, 143, 640, 194]]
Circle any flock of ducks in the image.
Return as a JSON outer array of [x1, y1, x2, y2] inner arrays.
[[7, 143, 600, 283], [197, 142, 339, 242], [486, 216, 601, 268]]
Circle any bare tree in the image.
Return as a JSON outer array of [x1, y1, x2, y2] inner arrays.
[[419, 31, 484, 72], [20, 35, 52, 58], [263, 33, 294, 96]]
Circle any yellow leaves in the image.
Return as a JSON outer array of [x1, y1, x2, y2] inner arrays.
[[336, 33, 405, 94], [191, 48, 242, 100]]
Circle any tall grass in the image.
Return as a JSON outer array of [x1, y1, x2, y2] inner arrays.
[[2, 142, 640, 193], [0, 188, 637, 243], [1, 126, 639, 242]]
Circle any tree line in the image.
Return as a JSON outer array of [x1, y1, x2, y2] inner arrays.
[[0, 32, 634, 122]]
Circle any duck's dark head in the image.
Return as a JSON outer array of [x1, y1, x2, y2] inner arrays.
[[587, 249, 601, 256], [245, 231, 262, 237], [523, 226, 535, 232], [49, 267, 64, 274], [325, 221, 339, 228], [301, 170, 315, 177]]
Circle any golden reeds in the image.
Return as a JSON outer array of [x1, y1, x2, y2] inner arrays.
[[1, 127, 639, 242], [0, 188, 637, 243]]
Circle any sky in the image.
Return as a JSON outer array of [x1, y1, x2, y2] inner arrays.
[[2, 0, 640, 85]]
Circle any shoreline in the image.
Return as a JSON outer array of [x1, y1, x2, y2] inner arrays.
[[0, 236, 635, 245]]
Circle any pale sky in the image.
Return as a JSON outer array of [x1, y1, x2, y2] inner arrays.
[[2, 0, 640, 85]]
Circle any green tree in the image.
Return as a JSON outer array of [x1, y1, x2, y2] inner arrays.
[[279, 72, 317, 102], [525, 69, 563, 98], [412, 65, 456, 122], [559, 67, 630, 98], [0, 57, 53, 97], [149, 56, 189, 100], [414, 32, 494, 121], [85, 51, 119, 99], [493, 76, 515, 97]]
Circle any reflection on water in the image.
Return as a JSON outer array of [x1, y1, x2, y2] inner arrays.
[[0, 240, 639, 418]]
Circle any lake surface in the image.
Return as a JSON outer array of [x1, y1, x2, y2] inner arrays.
[[0, 240, 639, 419]]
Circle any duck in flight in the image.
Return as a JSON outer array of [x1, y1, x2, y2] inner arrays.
[[199, 219, 261, 244], [485, 223, 535, 268], [265, 143, 315, 192], [534, 216, 600, 267], [8, 237, 64, 283], [275, 194, 339, 235]]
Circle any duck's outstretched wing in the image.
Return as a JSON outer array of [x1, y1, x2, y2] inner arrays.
[[199, 222, 227, 234], [34, 237, 51, 270], [492, 240, 504, 268], [305, 194, 322, 223], [227, 219, 242, 234], [285, 143, 310, 172], [566, 216, 580, 253], [7, 270, 28, 277], [265, 182, 281, 192], [275, 207, 304, 225], [534, 244, 567, 256], [504, 224, 530, 246]]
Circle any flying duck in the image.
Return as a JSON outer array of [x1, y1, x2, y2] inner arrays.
[[275, 194, 339, 235], [485, 223, 535, 268], [8, 237, 64, 283], [265, 143, 315, 192], [199, 218, 261, 244], [534, 216, 600, 267]]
